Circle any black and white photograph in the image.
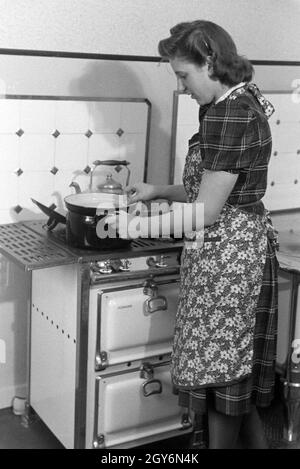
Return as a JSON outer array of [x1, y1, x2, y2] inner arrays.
[[0, 0, 299, 452]]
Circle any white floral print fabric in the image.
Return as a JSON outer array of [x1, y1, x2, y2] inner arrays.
[[171, 144, 268, 388]]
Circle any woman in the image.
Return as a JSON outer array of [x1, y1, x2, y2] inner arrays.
[[107, 20, 278, 449]]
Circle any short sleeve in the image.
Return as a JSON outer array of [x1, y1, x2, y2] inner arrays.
[[188, 132, 200, 150], [199, 101, 259, 174]]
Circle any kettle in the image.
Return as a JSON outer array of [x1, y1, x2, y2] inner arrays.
[[69, 159, 131, 195]]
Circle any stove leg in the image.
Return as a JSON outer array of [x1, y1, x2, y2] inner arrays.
[[283, 381, 300, 442], [281, 269, 300, 443], [20, 402, 39, 428], [189, 413, 207, 449]]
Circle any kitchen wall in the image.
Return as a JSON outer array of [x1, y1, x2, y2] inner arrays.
[[0, 258, 30, 407], [0, 57, 176, 190], [0, 0, 300, 184], [0, 0, 299, 59], [0, 96, 151, 224], [172, 88, 300, 211], [0, 0, 299, 409]]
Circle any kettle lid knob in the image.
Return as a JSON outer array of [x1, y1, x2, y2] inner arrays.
[[97, 173, 123, 194]]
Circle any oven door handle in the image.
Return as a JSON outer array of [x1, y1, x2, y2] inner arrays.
[[143, 295, 168, 315], [142, 378, 163, 397], [143, 279, 168, 314]]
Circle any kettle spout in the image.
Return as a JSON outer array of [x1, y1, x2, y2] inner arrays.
[[69, 181, 81, 194]]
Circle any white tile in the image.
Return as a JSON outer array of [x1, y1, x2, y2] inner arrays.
[[20, 134, 55, 171], [1, 206, 44, 224], [268, 153, 300, 185], [55, 100, 90, 133], [120, 102, 148, 133], [0, 135, 20, 171], [268, 93, 300, 122], [19, 171, 54, 210], [0, 172, 19, 209], [119, 133, 147, 184], [265, 93, 285, 120], [176, 125, 198, 152], [20, 99, 56, 133], [69, 171, 91, 194], [53, 169, 90, 206], [174, 156, 185, 185], [177, 94, 199, 126], [87, 133, 120, 165], [0, 77, 7, 94], [89, 101, 121, 133], [0, 99, 20, 133], [270, 122, 300, 153], [11, 207, 45, 223], [0, 210, 14, 224], [54, 134, 88, 170], [173, 125, 195, 184], [264, 182, 300, 211]]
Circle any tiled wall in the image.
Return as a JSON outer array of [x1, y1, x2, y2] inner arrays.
[[0, 95, 150, 409], [172, 92, 300, 212], [0, 96, 150, 224], [266, 93, 300, 210]]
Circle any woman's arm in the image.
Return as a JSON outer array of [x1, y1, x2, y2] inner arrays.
[[108, 170, 238, 238], [195, 169, 238, 225], [126, 182, 187, 204], [153, 184, 187, 202], [137, 170, 238, 236]]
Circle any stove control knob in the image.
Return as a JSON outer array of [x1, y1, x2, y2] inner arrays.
[[146, 255, 168, 268], [119, 259, 131, 271], [146, 257, 156, 267], [97, 260, 113, 274], [156, 255, 168, 268]]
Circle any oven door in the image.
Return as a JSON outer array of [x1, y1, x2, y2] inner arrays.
[[94, 277, 179, 370], [93, 360, 192, 448]]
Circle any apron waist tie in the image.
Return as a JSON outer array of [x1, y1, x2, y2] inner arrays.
[[232, 201, 280, 251], [233, 200, 265, 215]]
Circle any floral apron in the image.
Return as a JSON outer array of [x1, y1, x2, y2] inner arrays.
[[171, 142, 274, 389]]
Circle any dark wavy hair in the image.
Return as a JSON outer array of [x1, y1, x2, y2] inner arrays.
[[158, 20, 253, 86]]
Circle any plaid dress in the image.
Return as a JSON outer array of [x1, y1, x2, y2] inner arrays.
[[174, 84, 278, 416]]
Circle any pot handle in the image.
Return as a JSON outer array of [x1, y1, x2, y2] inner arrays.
[[31, 198, 67, 230], [92, 160, 131, 188]]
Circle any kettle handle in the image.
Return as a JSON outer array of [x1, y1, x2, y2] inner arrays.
[[91, 160, 131, 188], [92, 159, 130, 167]]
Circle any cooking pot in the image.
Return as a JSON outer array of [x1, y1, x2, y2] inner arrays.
[[32, 159, 133, 250]]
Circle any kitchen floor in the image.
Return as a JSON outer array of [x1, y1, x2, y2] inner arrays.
[[0, 386, 300, 450]]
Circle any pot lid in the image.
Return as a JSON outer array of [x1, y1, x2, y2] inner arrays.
[[65, 192, 128, 209], [97, 173, 123, 194]]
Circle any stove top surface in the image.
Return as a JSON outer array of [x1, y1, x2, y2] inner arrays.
[[0, 220, 183, 271], [1, 212, 299, 272]]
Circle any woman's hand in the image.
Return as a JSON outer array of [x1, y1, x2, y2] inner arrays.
[[125, 183, 158, 204]]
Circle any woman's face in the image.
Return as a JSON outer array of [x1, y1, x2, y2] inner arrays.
[[170, 56, 222, 106]]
